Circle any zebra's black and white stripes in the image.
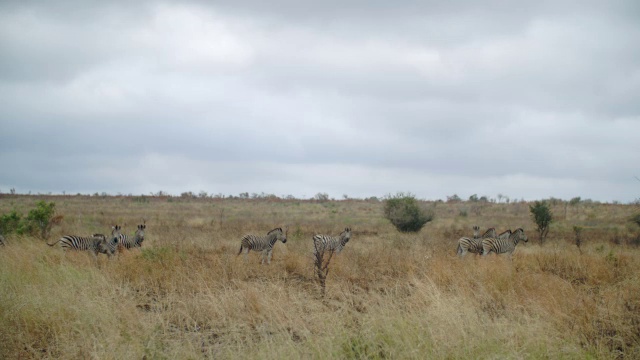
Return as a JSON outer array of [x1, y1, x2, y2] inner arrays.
[[313, 227, 352, 256], [482, 228, 528, 257], [47, 225, 121, 257], [237, 227, 288, 264], [118, 224, 146, 250], [457, 227, 497, 257]]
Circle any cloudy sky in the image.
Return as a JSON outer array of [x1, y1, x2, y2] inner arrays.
[[1, 1, 639, 202]]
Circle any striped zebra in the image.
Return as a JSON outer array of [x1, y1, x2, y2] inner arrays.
[[47, 225, 121, 257], [457, 227, 497, 257], [472, 225, 481, 239], [482, 228, 527, 257], [237, 227, 288, 264], [117, 223, 146, 250], [312, 227, 352, 256]]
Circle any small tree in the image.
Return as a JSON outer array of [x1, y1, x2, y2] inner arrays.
[[530, 201, 553, 244], [313, 192, 330, 202], [446, 194, 461, 203], [383, 193, 434, 233], [26, 201, 61, 239]]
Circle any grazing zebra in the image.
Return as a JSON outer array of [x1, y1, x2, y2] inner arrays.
[[117, 223, 146, 250], [482, 228, 528, 257], [47, 225, 121, 257], [312, 227, 352, 256], [237, 227, 288, 264], [457, 227, 497, 257]]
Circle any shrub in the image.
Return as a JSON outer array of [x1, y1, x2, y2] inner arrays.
[[26, 201, 60, 239], [0, 210, 22, 235], [0, 201, 61, 239], [383, 193, 434, 233], [631, 213, 640, 228], [530, 201, 553, 244]]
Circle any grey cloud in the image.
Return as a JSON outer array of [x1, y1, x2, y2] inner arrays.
[[1, 0, 639, 202]]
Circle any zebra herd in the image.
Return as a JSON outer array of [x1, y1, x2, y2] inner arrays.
[[42, 221, 525, 261], [46, 222, 146, 258], [457, 225, 528, 257]]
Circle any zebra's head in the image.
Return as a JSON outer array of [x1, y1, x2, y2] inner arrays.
[[341, 227, 352, 243], [111, 225, 122, 243], [96, 234, 118, 256], [136, 224, 146, 244], [513, 228, 527, 243], [268, 227, 287, 243], [472, 225, 480, 239]]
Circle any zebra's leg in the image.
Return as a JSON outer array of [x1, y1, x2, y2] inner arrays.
[[267, 249, 273, 264]]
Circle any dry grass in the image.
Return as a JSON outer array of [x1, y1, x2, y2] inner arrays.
[[1, 195, 640, 359]]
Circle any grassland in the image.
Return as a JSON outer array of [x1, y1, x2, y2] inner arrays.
[[1, 195, 639, 359]]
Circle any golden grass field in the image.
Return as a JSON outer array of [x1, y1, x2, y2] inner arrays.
[[1, 195, 639, 359]]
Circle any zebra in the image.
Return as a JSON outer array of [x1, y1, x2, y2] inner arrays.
[[312, 227, 352, 256], [472, 225, 481, 239], [457, 227, 497, 257], [47, 225, 121, 258], [482, 228, 528, 257], [117, 223, 146, 250], [237, 227, 288, 264]]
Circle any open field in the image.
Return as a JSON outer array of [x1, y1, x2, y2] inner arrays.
[[1, 195, 640, 359]]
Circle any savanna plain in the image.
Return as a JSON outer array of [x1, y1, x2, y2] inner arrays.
[[1, 195, 640, 359]]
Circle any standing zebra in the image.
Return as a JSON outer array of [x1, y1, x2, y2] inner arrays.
[[237, 227, 288, 264], [482, 228, 527, 257], [312, 227, 352, 256], [118, 223, 146, 250], [472, 225, 481, 239], [47, 225, 121, 258], [457, 227, 497, 257]]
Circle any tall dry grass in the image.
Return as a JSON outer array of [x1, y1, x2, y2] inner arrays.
[[1, 195, 639, 358]]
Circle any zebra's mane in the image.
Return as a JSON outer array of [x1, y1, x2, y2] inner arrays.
[[498, 229, 512, 236], [482, 227, 496, 234], [509, 228, 525, 239], [267, 227, 283, 235]]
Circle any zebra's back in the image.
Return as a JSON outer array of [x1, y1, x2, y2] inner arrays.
[[313, 227, 352, 254], [239, 234, 271, 252], [482, 228, 527, 256]]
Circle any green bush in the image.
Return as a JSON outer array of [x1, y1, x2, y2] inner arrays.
[[0, 210, 23, 235], [530, 201, 553, 243], [0, 201, 59, 239], [383, 193, 434, 233], [27, 201, 57, 239], [631, 213, 640, 228]]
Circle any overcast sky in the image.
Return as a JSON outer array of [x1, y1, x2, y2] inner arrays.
[[0, 1, 639, 202]]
